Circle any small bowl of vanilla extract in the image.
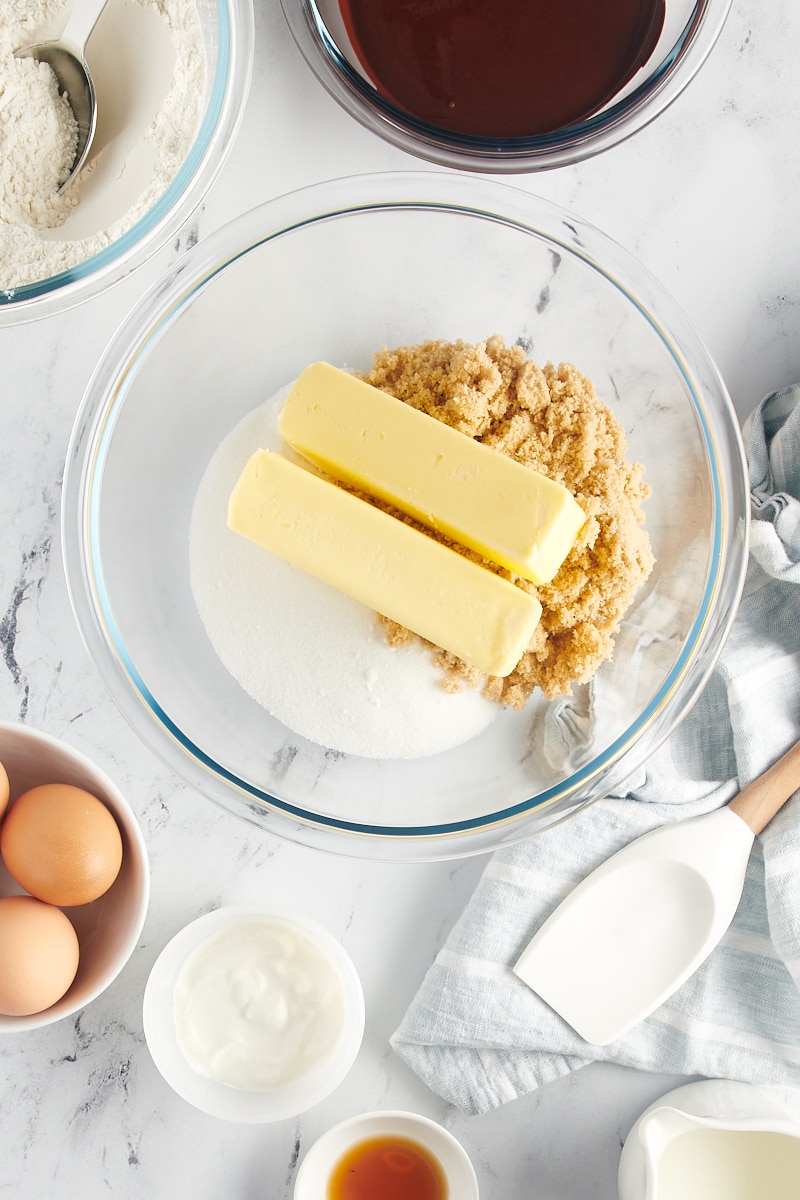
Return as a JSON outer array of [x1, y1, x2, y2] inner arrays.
[[294, 1110, 479, 1200], [280, 0, 732, 171]]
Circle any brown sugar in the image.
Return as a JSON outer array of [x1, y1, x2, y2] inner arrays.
[[359, 336, 654, 707]]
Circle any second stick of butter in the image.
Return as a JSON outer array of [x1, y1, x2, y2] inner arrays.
[[228, 450, 541, 678]]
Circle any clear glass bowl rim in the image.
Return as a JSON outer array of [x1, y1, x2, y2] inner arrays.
[[62, 171, 750, 860], [279, 0, 733, 171]]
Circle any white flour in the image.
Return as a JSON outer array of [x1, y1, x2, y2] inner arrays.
[[0, 55, 78, 227], [189, 389, 498, 760], [0, 0, 205, 291]]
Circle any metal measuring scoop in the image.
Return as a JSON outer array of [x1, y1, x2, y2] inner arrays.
[[14, 0, 110, 193]]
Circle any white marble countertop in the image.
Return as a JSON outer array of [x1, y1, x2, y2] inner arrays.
[[2, 2, 799, 1197]]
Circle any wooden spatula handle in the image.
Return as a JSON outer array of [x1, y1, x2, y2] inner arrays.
[[728, 739, 800, 834]]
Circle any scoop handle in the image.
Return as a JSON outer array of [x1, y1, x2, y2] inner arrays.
[[728, 739, 800, 834], [61, 0, 108, 55]]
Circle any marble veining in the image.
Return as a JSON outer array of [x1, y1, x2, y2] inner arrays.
[[2, 1, 800, 1197]]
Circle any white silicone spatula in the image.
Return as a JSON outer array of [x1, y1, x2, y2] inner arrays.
[[513, 739, 800, 1045]]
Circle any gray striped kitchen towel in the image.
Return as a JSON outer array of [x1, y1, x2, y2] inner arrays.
[[391, 384, 800, 1115]]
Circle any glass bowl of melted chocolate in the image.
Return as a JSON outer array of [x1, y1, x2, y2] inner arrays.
[[280, 0, 731, 170]]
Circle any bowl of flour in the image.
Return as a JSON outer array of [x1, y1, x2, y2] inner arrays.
[[61, 173, 749, 861], [0, 0, 253, 324]]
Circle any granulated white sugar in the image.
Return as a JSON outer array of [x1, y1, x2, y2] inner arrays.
[[0, 0, 205, 291], [189, 389, 498, 760]]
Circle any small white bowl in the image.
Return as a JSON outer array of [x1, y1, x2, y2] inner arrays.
[[143, 904, 365, 1122], [0, 721, 150, 1032], [294, 1110, 479, 1198]]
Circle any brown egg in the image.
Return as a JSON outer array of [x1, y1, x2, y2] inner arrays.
[[0, 895, 80, 1016], [0, 783, 123, 906], [0, 759, 8, 821]]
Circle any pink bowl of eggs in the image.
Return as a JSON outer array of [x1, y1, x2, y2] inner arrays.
[[0, 721, 149, 1031]]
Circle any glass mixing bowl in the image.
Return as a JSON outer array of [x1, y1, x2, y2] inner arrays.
[[0, 0, 253, 325], [62, 172, 749, 860], [280, 0, 732, 172]]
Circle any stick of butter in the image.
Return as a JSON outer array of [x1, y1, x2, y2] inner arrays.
[[279, 362, 586, 585], [228, 450, 542, 678]]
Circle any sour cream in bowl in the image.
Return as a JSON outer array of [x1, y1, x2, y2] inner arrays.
[[142, 904, 364, 1122]]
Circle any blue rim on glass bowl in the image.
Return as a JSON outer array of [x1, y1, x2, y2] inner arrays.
[[280, 0, 732, 172], [61, 171, 749, 861], [0, 0, 254, 326]]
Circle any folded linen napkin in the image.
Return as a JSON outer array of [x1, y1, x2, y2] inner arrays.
[[391, 384, 800, 1116]]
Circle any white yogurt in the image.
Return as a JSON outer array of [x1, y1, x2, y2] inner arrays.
[[189, 387, 498, 759], [173, 920, 346, 1092]]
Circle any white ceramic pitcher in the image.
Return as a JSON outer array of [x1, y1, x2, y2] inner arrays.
[[618, 1080, 800, 1200]]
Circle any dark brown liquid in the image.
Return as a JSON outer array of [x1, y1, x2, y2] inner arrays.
[[340, 0, 666, 137], [328, 1134, 447, 1200]]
